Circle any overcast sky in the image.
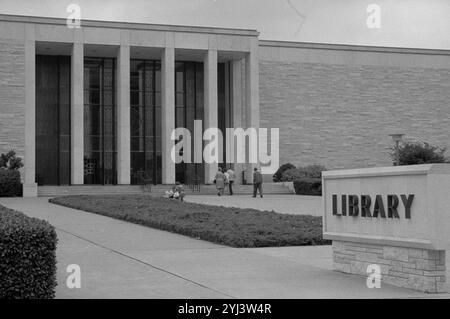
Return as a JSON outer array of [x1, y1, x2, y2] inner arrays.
[[1, 0, 449, 49]]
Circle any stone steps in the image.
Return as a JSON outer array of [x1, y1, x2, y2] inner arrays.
[[38, 183, 292, 197]]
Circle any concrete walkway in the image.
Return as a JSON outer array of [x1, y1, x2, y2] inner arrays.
[[186, 194, 322, 216], [1, 197, 449, 299]]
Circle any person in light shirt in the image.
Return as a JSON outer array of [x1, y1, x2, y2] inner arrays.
[[226, 168, 236, 195]]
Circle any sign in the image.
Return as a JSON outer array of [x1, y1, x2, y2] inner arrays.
[[331, 194, 414, 219], [322, 164, 450, 250]]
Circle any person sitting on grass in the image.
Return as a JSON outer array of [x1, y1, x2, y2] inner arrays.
[[165, 182, 186, 202]]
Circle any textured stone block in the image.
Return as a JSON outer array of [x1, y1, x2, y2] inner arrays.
[[355, 252, 380, 263], [332, 241, 446, 293], [402, 267, 424, 275], [407, 275, 437, 293], [332, 241, 347, 253], [383, 246, 409, 262], [390, 260, 416, 269], [413, 258, 437, 270], [334, 262, 350, 273], [408, 248, 424, 258]]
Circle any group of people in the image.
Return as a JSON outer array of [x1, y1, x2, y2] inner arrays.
[[165, 182, 186, 201], [213, 167, 236, 196], [214, 167, 263, 198], [165, 167, 264, 201]]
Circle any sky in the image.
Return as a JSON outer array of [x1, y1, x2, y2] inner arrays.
[[0, 0, 449, 49]]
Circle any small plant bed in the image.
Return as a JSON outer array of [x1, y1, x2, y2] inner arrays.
[[50, 195, 329, 248]]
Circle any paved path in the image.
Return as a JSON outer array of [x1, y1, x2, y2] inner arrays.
[[185, 194, 322, 216], [1, 197, 449, 299]]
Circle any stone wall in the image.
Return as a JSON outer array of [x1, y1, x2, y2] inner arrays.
[[333, 241, 446, 293], [0, 39, 25, 157], [259, 60, 450, 170]]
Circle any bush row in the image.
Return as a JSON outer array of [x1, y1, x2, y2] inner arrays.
[[293, 178, 322, 196], [273, 164, 325, 196], [0, 205, 57, 299], [0, 169, 22, 197]]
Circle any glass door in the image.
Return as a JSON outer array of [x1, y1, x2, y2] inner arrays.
[[84, 57, 117, 185]]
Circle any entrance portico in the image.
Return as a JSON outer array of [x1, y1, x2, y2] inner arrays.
[[18, 15, 260, 196]]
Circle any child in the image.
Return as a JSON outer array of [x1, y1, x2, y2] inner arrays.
[[172, 181, 186, 202]]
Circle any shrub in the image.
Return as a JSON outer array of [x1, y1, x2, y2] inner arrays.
[[280, 167, 304, 182], [0, 150, 23, 170], [272, 163, 296, 182], [293, 178, 322, 196], [299, 164, 326, 178], [0, 205, 57, 299], [281, 164, 327, 182], [0, 169, 22, 197], [390, 141, 449, 165]]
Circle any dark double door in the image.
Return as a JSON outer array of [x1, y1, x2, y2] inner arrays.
[[35, 55, 71, 186], [36, 56, 117, 186]]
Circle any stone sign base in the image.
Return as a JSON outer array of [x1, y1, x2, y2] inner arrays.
[[333, 240, 446, 293]]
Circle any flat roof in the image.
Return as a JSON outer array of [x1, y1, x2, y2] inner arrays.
[[260, 40, 450, 56], [2, 14, 449, 55], [0, 14, 260, 37]]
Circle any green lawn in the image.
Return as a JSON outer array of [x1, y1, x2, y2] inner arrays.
[[50, 195, 329, 248]]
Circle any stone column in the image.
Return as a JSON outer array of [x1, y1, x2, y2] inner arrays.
[[117, 44, 131, 184], [245, 42, 260, 183], [23, 25, 37, 197], [71, 41, 84, 185], [231, 59, 245, 185], [161, 47, 175, 184], [204, 49, 218, 184]]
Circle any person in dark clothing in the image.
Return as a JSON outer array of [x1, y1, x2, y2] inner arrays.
[[252, 167, 263, 198]]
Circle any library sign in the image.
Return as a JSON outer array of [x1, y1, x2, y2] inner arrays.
[[322, 164, 450, 293], [331, 194, 414, 219]]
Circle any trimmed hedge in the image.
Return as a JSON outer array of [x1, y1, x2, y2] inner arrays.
[[50, 195, 329, 248], [0, 169, 22, 197], [280, 164, 327, 182], [293, 178, 322, 196], [0, 205, 58, 299]]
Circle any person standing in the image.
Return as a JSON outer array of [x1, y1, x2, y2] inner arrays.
[[226, 168, 235, 195], [223, 169, 230, 195], [252, 167, 263, 198], [214, 167, 225, 196]]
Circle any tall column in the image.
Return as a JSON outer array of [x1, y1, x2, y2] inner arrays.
[[117, 44, 130, 184], [231, 59, 245, 185], [23, 25, 37, 197], [245, 43, 260, 184], [161, 47, 175, 184], [204, 49, 218, 184], [71, 41, 84, 184]]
